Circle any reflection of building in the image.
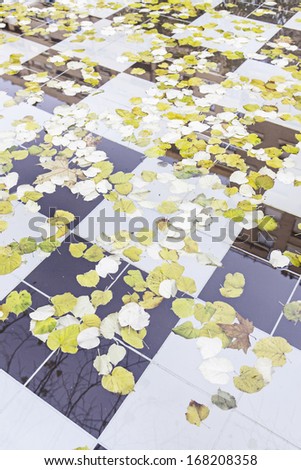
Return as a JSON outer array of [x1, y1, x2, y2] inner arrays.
[[235, 205, 301, 273]]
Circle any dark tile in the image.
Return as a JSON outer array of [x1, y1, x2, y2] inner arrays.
[[274, 279, 301, 349], [199, 248, 299, 333], [234, 204, 301, 276], [27, 347, 148, 437], [0, 283, 50, 384], [261, 0, 301, 9], [1, 18, 44, 37], [14, 136, 143, 220], [94, 444, 107, 450], [249, 7, 295, 25], [215, 1, 260, 17], [142, 16, 188, 37], [22, 49, 70, 77], [100, 266, 178, 358], [24, 233, 128, 297]]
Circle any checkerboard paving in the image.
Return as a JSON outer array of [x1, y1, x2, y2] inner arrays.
[[1, 0, 301, 450]]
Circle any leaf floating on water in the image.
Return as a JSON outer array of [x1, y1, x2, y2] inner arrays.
[[211, 389, 237, 411], [283, 301, 301, 322], [219, 272, 245, 298], [5, 290, 32, 315], [185, 400, 210, 427], [101, 366, 135, 395]]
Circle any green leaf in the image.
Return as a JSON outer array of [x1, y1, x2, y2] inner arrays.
[[0, 249, 22, 275], [0, 201, 13, 215], [76, 270, 100, 287], [257, 216, 278, 232], [211, 389, 237, 411], [38, 240, 61, 253], [124, 270, 147, 292], [255, 175, 274, 190], [47, 325, 80, 354], [157, 201, 178, 214], [33, 317, 57, 335], [172, 321, 201, 339], [284, 301, 301, 322], [91, 290, 113, 308], [176, 276, 197, 294], [18, 237, 37, 254], [123, 246, 143, 262], [69, 242, 87, 258], [171, 298, 195, 318], [185, 401, 210, 426], [83, 245, 104, 262], [234, 366, 265, 393], [120, 326, 146, 349], [51, 292, 77, 316], [5, 290, 32, 315], [101, 366, 135, 395], [253, 337, 292, 366], [220, 272, 245, 298]]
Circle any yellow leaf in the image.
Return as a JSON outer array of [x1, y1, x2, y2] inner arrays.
[[253, 337, 292, 366], [69, 242, 87, 258], [185, 401, 210, 426], [76, 270, 100, 288], [220, 272, 245, 298], [47, 325, 80, 354], [121, 326, 146, 349], [51, 292, 77, 316], [234, 366, 265, 393], [91, 290, 113, 307], [101, 366, 135, 395]]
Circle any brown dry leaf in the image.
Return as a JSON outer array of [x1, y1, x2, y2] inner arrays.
[[218, 313, 254, 353]]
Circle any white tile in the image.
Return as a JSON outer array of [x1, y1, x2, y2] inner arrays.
[[154, 325, 267, 400], [213, 412, 298, 450], [237, 345, 301, 447], [0, 95, 50, 129], [284, 12, 301, 30], [98, 364, 233, 450], [174, 13, 279, 54], [208, 60, 301, 130], [0, 204, 54, 293], [0, 370, 97, 450], [265, 180, 301, 218], [0, 34, 47, 63], [84, 73, 154, 110]]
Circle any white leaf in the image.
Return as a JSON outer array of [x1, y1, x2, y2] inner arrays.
[[30, 305, 55, 321], [107, 344, 126, 366], [77, 327, 100, 349], [72, 296, 95, 318], [199, 357, 234, 384], [96, 256, 121, 278], [118, 302, 150, 331], [269, 250, 290, 268], [93, 355, 113, 376], [158, 279, 177, 299], [196, 337, 223, 359], [255, 358, 273, 384], [100, 312, 120, 339]]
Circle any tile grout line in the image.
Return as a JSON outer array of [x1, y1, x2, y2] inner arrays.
[[270, 274, 301, 336], [23, 350, 56, 387]]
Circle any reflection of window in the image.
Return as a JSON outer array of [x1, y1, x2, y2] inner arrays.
[[292, 218, 301, 235], [286, 243, 301, 254], [264, 206, 283, 222]]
